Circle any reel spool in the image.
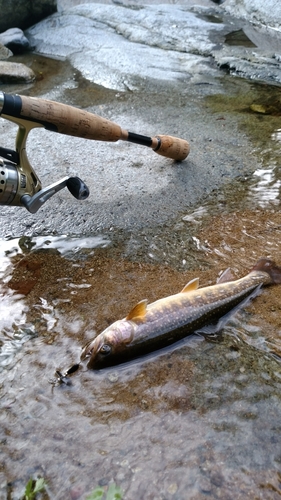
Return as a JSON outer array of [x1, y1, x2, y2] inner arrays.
[[0, 159, 19, 206]]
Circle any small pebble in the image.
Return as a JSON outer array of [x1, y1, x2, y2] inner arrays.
[[107, 372, 119, 382]]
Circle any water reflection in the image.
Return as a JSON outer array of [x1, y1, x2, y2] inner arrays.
[[272, 128, 281, 142], [0, 239, 27, 371], [250, 167, 281, 206], [28, 234, 111, 255], [245, 127, 281, 207]]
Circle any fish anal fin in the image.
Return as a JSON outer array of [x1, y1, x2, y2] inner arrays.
[[180, 277, 199, 293], [217, 267, 235, 284], [126, 299, 148, 321]]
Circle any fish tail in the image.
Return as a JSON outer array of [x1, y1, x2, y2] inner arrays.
[[251, 258, 281, 284]]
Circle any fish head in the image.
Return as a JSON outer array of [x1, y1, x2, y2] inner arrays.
[[80, 319, 136, 369]]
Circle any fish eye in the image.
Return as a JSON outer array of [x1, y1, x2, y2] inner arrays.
[[99, 344, 112, 355]]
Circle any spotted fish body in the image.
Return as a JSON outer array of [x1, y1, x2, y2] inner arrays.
[[81, 259, 281, 369]]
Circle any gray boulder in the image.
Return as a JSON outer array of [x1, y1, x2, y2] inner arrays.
[[0, 44, 13, 61], [0, 0, 57, 32], [0, 28, 32, 54]]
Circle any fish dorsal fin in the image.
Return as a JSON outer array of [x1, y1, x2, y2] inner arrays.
[[217, 267, 235, 284], [126, 299, 148, 321], [180, 277, 200, 293]]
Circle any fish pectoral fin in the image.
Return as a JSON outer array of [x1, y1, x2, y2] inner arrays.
[[180, 277, 200, 293], [217, 267, 235, 284], [126, 299, 148, 321]]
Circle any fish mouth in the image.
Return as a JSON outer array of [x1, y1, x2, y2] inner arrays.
[[80, 338, 100, 361]]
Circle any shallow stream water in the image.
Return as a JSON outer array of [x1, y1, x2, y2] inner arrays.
[[1, 53, 281, 499]]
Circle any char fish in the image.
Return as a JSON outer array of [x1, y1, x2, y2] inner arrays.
[[81, 258, 281, 369]]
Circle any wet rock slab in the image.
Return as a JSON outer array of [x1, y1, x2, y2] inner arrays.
[[0, 77, 256, 239], [26, 3, 223, 91], [223, 0, 281, 28], [26, 1, 281, 89]]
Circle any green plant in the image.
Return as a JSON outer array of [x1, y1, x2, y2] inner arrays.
[[23, 477, 47, 500], [86, 483, 123, 500]]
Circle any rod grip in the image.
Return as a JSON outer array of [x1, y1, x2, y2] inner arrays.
[[20, 95, 122, 142], [154, 135, 190, 161], [0, 92, 190, 161]]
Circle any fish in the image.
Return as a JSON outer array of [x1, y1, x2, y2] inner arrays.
[[80, 258, 281, 370]]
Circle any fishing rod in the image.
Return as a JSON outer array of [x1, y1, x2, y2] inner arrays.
[[0, 92, 190, 213]]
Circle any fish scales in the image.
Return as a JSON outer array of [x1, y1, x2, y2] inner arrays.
[[80, 260, 281, 370]]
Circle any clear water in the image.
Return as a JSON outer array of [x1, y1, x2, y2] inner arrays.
[[1, 56, 281, 499]]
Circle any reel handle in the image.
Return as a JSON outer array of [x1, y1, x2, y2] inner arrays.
[[21, 176, 89, 213]]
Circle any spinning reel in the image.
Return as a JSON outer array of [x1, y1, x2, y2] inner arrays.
[[0, 91, 189, 213], [0, 92, 89, 213]]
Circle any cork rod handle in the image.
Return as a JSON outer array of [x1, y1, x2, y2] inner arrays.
[[0, 92, 190, 161]]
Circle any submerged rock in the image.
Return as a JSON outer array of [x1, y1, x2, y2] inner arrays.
[[0, 62, 35, 84]]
